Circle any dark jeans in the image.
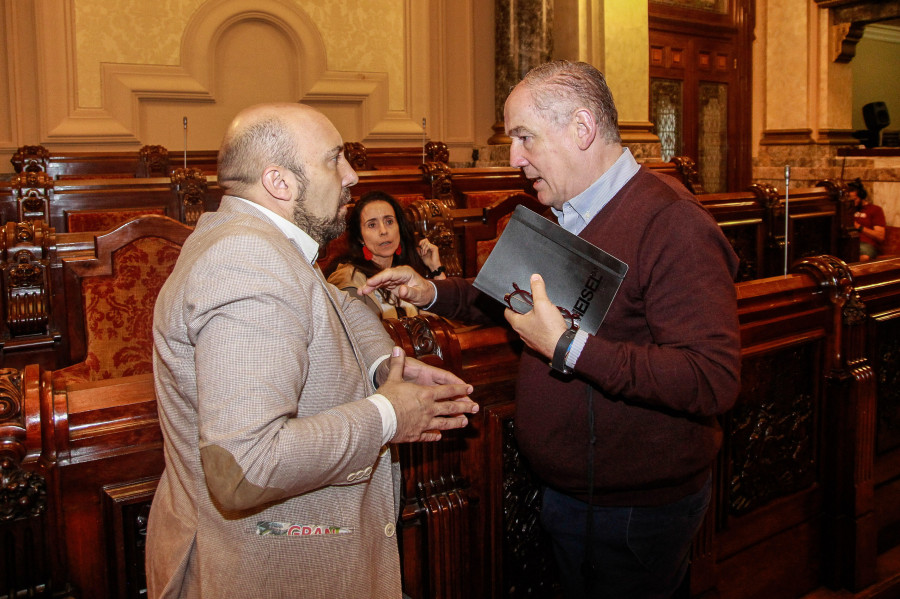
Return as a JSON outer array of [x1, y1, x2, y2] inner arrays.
[[540, 474, 711, 599]]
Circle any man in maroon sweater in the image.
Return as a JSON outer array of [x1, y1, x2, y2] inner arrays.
[[362, 61, 741, 598]]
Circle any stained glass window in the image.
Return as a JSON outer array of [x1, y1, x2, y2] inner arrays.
[[699, 82, 728, 193], [650, 79, 683, 163]]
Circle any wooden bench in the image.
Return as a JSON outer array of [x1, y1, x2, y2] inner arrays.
[[0, 157, 717, 371], [427, 179, 856, 281], [0, 172, 861, 381], [879, 224, 900, 258], [8, 142, 452, 181], [0, 170, 222, 233]]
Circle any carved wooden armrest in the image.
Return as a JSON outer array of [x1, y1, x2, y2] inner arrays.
[[381, 314, 462, 376], [0, 366, 48, 521]]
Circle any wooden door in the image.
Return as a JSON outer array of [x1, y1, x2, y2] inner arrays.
[[649, 0, 754, 193]]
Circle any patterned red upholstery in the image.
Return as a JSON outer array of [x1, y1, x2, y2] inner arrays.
[[52, 216, 192, 388], [66, 207, 166, 233]]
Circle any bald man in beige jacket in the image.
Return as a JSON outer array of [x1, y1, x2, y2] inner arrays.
[[146, 103, 478, 598]]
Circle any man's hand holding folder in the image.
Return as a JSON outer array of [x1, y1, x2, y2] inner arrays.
[[504, 273, 570, 359]]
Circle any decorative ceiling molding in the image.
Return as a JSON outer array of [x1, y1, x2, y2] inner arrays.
[[832, 21, 866, 62], [815, 0, 900, 25], [865, 22, 900, 44]]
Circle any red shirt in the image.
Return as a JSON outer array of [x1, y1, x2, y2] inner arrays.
[[855, 203, 886, 246]]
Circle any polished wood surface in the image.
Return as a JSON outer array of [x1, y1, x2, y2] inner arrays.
[[3, 255, 900, 598], [1, 152, 896, 598]]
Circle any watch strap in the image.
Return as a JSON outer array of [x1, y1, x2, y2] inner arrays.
[[551, 328, 578, 374]]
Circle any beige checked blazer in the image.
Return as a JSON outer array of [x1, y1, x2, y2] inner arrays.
[[147, 196, 402, 598]]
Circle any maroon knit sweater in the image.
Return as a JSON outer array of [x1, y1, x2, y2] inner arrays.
[[432, 166, 741, 506]]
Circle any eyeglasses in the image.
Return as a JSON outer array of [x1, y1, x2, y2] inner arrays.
[[503, 282, 579, 330]]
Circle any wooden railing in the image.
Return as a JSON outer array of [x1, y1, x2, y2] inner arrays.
[[0, 169, 864, 379], [2, 255, 900, 598], [8, 142, 453, 180]]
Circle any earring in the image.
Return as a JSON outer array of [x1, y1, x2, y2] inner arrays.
[[395, 244, 402, 256], [363, 247, 374, 261]]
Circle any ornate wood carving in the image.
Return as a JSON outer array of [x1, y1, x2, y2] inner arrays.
[[10, 145, 50, 175], [874, 316, 900, 456], [425, 141, 450, 165], [501, 417, 561, 598], [0, 366, 53, 597], [381, 314, 462, 375], [0, 368, 25, 444], [793, 255, 864, 324], [343, 141, 368, 170], [171, 167, 208, 226], [1, 221, 55, 339], [405, 199, 463, 278], [420, 162, 455, 209], [672, 155, 705, 195], [728, 342, 819, 516], [11, 171, 54, 224], [138, 145, 170, 177], [0, 456, 46, 521], [722, 223, 760, 281], [381, 316, 473, 598]]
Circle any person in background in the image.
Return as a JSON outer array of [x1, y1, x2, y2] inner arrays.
[[850, 178, 886, 262], [328, 190, 446, 318], [146, 102, 478, 599], [362, 60, 741, 599]]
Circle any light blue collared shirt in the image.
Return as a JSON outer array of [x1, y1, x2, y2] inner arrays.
[[551, 147, 640, 236], [233, 196, 397, 444], [549, 148, 640, 368]]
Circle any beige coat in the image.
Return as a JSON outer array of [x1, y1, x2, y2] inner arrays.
[[147, 197, 401, 598], [327, 263, 420, 319]]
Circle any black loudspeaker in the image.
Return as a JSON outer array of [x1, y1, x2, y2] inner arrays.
[[863, 101, 890, 129], [861, 101, 890, 147]]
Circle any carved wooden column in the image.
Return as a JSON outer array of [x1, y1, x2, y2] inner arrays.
[[12, 172, 53, 225], [792, 255, 878, 591], [0, 220, 62, 370], [171, 167, 208, 226], [0, 366, 68, 597], [10, 145, 50, 175], [138, 145, 170, 178]]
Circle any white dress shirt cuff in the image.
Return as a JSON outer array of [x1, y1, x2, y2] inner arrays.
[[370, 354, 389, 386], [423, 280, 438, 310], [367, 393, 398, 445], [565, 329, 590, 369]]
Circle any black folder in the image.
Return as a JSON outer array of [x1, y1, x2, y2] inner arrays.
[[473, 205, 628, 335]]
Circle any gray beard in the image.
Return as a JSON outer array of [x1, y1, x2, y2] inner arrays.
[[292, 187, 350, 246]]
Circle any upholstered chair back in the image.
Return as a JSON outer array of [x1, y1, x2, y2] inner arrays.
[[66, 207, 167, 233], [52, 215, 193, 388]]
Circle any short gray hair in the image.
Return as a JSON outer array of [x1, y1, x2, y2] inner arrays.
[[518, 60, 621, 144]]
